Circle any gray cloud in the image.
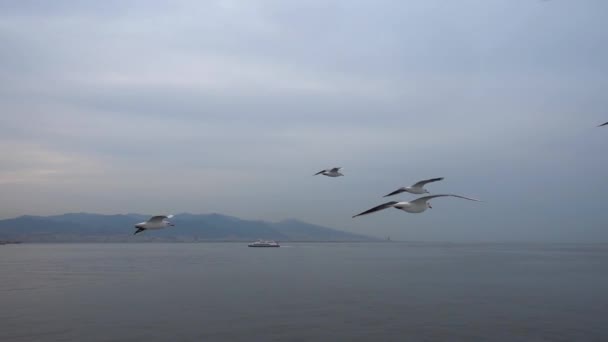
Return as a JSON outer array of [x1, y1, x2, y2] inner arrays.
[[1, 0, 607, 241]]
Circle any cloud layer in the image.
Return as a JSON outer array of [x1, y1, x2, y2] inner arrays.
[[1, 0, 607, 241]]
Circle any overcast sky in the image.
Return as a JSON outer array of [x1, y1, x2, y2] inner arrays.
[[1, 0, 607, 241]]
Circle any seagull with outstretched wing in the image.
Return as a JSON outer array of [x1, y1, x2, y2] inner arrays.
[[314, 167, 344, 177], [133, 215, 175, 235], [353, 194, 480, 218], [383, 177, 444, 197]]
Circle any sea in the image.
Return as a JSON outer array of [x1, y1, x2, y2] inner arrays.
[[1, 242, 607, 342]]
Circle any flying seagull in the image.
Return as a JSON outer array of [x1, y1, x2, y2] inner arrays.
[[383, 177, 444, 197], [133, 215, 175, 235], [353, 194, 480, 218], [314, 167, 344, 177], [598, 122, 608, 127]]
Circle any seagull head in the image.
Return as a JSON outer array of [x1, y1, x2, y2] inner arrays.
[[427, 202, 433, 209], [424, 189, 430, 194]]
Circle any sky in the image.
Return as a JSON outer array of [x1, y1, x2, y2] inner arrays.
[[1, 0, 607, 242]]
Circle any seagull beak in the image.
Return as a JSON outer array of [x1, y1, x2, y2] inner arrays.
[[428, 204, 433, 209]]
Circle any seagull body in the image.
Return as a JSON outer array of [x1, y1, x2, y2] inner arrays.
[[599, 122, 608, 127], [353, 194, 480, 218], [383, 177, 444, 197], [314, 167, 344, 177], [134, 215, 175, 235]]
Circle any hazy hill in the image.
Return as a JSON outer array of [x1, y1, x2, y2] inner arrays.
[[0, 213, 376, 242]]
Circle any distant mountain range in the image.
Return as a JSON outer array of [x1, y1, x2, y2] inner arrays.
[[0, 213, 377, 242]]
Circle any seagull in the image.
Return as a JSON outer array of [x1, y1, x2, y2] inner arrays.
[[383, 177, 444, 197], [598, 122, 608, 127], [133, 215, 175, 235], [352, 194, 480, 218], [314, 167, 344, 177]]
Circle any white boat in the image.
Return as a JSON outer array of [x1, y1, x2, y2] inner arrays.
[[248, 240, 280, 247]]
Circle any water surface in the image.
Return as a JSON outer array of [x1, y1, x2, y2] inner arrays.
[[1, 242, 607, 341]]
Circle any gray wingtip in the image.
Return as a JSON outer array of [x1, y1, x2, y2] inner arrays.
[[460, 195, 483, 202], [383, 189, 401, 198]]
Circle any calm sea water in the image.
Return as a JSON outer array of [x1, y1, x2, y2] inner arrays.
[[1, 242, 607, 342]]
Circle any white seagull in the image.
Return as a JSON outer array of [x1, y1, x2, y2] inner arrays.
[[133, 215, 175, 235], [598, 122, 608, 127], [314, 167, 344, 177], [383, 177, 444, 197], [352, 194, 480, 218]]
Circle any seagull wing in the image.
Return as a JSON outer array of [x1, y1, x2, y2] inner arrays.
[[598, 122, 608, 127], [353, 201, 399, 218], [383, 188, 406, 197], [411, 194, 481, 205], [148, 215, 172, 223], [330, 167, 342, 172], [314, 169, 327, 175], [412, 177, 444, 188]]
